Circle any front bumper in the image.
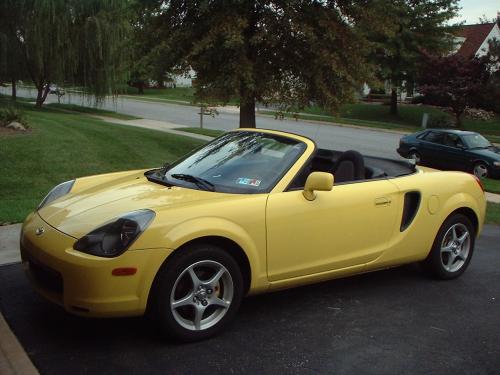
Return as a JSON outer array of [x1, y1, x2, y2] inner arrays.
[[20, 212, 172, 317], [396, 147, 408, 158]]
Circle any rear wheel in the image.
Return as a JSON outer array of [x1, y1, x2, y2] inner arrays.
[[421, 213, 475, 279], [473, 162, 488, 178], [149, 243, 244, 342]]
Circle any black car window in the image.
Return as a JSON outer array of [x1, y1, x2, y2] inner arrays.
[[416, 132, 428, 140], [443, 134, 464, 148], [423, 131, 444, 144]]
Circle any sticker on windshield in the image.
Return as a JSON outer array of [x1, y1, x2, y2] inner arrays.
[[236, 178, 261, 187]]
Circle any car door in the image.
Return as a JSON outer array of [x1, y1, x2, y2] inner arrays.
[[440, 133, 470, 171], [266, 179, 400, 282], [419, 131, 445, 168]]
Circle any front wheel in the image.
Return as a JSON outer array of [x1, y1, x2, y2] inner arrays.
[[149, 243, 244, 342], [421, 213, 475, 279], [473, 162, 488, 178]]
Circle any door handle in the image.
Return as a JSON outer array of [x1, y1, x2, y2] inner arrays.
[[374, 197, 391, 206]]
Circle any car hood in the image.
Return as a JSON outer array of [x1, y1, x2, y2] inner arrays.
[[38, 172, 229, 238], [471, 147, 500, 159]]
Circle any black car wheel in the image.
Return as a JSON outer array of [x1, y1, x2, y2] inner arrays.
[[149, 243, 244, 342], [421, 213, 475, 279], [473, 162, 488, 178], [408, 150, 421, 164]]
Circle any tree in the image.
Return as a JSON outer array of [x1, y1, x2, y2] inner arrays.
[[138, 0, 378, 128], [475, 38, 500, 113], [1, 0, 131, 107], [367, 0, 460, 115], [0, 0, 27, 100], [417, 54, 489, 128]]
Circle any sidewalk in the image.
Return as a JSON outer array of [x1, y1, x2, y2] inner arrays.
[[486, 192, 500, 203], [90, 116, 214, 141]]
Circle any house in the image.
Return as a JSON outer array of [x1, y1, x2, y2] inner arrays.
[[454, 21, 500, 58]]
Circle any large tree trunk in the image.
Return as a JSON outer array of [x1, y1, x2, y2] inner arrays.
[[390, 88, 398, 115], [455, 112, 463, 129], [11, 79, 16, 101], [138, 83, 144, 95], [35, 83, 50, 107], [240, 94, 256, 128]]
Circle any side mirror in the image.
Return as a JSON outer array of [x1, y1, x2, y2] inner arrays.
[[303, 172, 334, 201]]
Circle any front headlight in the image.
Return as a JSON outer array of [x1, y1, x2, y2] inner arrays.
[[73, 210, 155, 258], [38, 180, 75, 210]]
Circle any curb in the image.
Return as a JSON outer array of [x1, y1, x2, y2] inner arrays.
[[255, 112, 411, 136], [0, 312, 38, 374]]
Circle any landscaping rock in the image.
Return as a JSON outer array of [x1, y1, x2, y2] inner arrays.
[[6, 121, 26, 131]]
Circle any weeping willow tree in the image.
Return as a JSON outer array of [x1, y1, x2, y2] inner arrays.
[[2, 0, 131, 107]]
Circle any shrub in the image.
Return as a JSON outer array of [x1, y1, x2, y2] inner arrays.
[[0, 107, 28, 127], [463, 107, 495, 121]]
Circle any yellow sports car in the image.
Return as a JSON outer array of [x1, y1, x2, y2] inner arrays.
[[21, 128, 486, 341]]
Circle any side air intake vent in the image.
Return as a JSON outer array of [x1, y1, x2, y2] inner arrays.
[[400, 191, 421, 232]]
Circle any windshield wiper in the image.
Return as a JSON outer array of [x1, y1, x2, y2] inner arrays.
[[170, 174, 216, 191]]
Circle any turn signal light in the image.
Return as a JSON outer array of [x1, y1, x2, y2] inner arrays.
[[112, 267, 137, 276]]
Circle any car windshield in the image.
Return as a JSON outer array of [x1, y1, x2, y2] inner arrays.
[[462, 134, 491, 149], [163, 131, 307, 193]]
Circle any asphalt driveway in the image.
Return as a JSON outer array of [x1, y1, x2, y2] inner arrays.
[[0, 225, 498, 375]]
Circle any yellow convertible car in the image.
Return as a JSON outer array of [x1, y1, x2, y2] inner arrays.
[[21, 128, 486, 341]]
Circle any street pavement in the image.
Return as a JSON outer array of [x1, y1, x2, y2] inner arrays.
[[1, 87, 405, 159], [0, 225, 498, 375]]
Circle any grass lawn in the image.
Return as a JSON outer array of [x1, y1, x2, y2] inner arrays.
[[46, 103, 140, 120], [0, 104, 204, 223], [175, 127, 225, 137], [121, 86, 240, 106], [119, 86, 196, 103], [482, 178, 500, 194], [486, 203, 500, 225]]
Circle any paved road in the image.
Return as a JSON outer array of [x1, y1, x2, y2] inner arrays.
[[0, 225, 498, 375], [1, 87, 405, 159]]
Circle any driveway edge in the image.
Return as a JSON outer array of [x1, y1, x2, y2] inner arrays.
[[0, 312, 38, 374]]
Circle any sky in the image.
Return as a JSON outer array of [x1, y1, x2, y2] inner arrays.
[[455, 0, 498, 24]]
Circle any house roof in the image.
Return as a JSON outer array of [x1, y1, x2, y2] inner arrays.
[[455, 23, 496, 58]]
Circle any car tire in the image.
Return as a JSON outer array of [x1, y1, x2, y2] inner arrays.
[[149, 243, 244, 342], [421, 213, 475, 280], [408, 150, 421, 164], [473, 162, 489, 178]]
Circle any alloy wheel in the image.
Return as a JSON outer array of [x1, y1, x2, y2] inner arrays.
[[440, 223, 470, 273], [170, 260, 233, 331], [473, 163, 488, 178]]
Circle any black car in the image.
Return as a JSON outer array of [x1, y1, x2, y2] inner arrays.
[[397, 129, 500, 179]]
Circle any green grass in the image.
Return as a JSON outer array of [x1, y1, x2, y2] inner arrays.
[[120, 86, 240, 106], [120, 86, 195, 103], [483, 178, 500, 194], [486, 202, 500, 225], [46, 103, 140, 120], [174, 127, 225, 137], [259, 110, 413, 131], [0, 104, 204, 223]]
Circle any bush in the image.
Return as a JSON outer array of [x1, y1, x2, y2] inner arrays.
[[463, 107, 495, 121], [0, 107, 28, 127]]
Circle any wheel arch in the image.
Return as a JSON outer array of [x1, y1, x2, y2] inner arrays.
[[146, 231, 258, 313], [447, 207, 479, 237], [168, 236, 252, 295]]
